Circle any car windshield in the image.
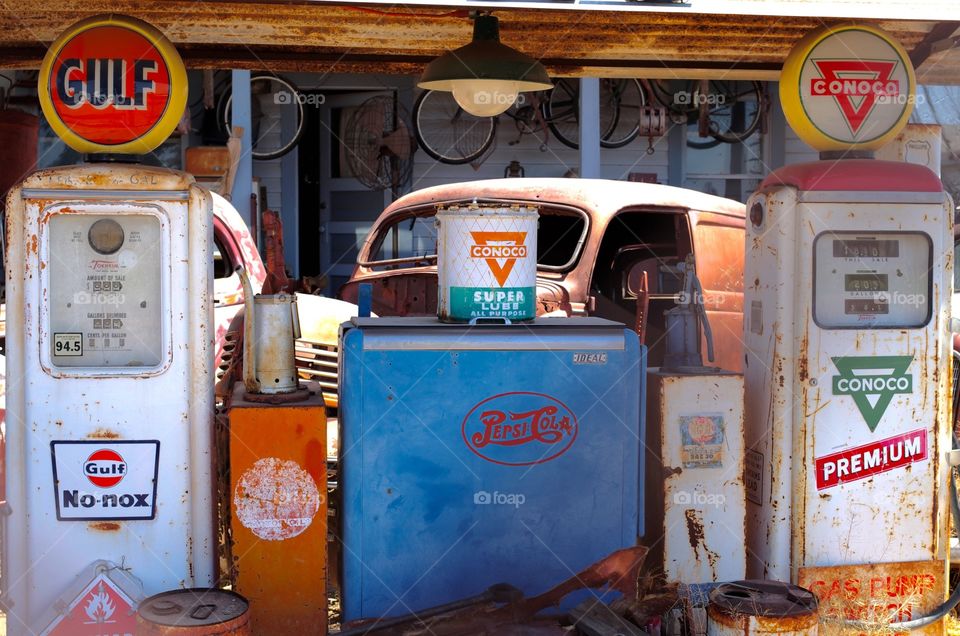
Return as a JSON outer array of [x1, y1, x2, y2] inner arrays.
[[366, 205, 588, 271]]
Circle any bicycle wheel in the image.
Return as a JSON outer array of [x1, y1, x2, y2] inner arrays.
[[222, 74, 305, 161], [699, 80, 763, 144], [599, 78, 645, 149], [413, 90, 497, 165], [543, 79, 581, 149], [543, 79, 645, 149]]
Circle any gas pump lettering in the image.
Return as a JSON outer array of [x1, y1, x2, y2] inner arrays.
[[808, 60, 899, 134], [815, 429, 927, 490], [831, 355, 913, 431], [55, 58, 157, 110]]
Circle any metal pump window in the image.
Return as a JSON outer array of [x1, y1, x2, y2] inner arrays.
[[46, 211, 166, 369], [813, 231, 932, 329]]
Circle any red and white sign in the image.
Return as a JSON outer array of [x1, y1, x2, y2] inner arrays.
[[52, 440, 159, 521], [84, 449, 126, 488], [41, 574, 136, 636], [38, 15, 187, 154], [780, 25, 916, 151], [234, 457, 322, 541], [815, 428, 927, 490], [462, 392, 578, 466]]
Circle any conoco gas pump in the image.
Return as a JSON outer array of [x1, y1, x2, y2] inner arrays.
[[3, 16, 216, 634], [744, 24, 954, 631]]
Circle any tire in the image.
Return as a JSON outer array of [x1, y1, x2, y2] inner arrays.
[[543, 78, 646, 149], [412, 90, 497, 165], [543, 79, 581, 149], [701, 80, 763, 144], [223, 74, 306, 161], [598, 78, 645, 149]]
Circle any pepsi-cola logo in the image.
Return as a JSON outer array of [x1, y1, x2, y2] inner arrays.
[[462, 392, 578, 466], [84, 449, 127, 488]]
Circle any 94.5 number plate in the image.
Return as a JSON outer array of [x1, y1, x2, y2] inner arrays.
[[53, 333, 83, 356]]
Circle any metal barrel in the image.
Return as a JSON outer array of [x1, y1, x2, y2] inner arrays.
[[707, 580, 819, 635], [436, 203, 538, 323], [136, 588, 252, 635]]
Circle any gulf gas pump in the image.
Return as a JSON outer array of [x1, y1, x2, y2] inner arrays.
[[744, 25, 954, 631], [3, 16, 216, 635]]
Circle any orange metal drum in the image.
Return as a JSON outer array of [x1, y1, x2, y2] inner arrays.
[[136, 588, 251, 635]]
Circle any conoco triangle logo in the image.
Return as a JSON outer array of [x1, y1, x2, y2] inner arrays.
[[469, 231, 528, 287], [809, 60, 900, 134], [831, 355, 913, 432]]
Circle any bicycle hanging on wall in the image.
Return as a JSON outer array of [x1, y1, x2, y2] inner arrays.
[[412, 78, 765, 165]]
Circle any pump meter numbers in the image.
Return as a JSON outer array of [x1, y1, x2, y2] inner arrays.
[[53, 333, 83, 356], [813, 232, 931, 328]]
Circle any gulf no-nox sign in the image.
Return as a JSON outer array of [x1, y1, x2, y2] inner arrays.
[[51, 440, 159, 521]]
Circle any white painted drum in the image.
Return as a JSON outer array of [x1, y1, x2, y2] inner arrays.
[[436, 204, 538, 322]]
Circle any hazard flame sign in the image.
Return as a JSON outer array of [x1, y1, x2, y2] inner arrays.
[[40, 573, 137, 636]]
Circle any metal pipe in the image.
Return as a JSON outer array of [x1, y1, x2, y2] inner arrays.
[[236, 265, 260, 393], [188, 185, 217, 587]]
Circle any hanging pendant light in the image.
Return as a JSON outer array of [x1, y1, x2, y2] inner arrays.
[[418, 14, 553, 117]]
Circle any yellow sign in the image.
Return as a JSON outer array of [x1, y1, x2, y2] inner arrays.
[[39, 15, 187, 155], [781, 24, 916, 152]]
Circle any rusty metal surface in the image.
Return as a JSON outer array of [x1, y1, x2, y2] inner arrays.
[[341, 178, 745, 372], [798, 560, 946, 636], [0, 1, 957, 83], [645, 372, 747, 584]]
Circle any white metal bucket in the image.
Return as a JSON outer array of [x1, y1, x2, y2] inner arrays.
[[436, 203, 538, 322]]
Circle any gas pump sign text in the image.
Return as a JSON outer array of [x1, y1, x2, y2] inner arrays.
[[52, 441, 159, 521], [38, 15, 187, 154]]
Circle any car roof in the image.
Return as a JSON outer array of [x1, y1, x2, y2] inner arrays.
[[385, 178, 746, 219]]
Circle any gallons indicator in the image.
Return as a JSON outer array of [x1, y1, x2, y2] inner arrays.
[[45, 207, 167, 369], [814, 232, 931, 328]]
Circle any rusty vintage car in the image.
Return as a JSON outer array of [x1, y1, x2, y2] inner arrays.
[[340, 178, 746, 371]]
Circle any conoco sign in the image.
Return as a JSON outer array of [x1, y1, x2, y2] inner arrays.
[[780, 24, 916, 152], [39, 15, 188, 155]]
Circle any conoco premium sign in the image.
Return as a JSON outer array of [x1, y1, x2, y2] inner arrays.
[[462, 392, 578, 466], [780, 24, 916, 151], [38, 15, 188, 155]]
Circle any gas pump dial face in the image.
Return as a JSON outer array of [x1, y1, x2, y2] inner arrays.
[[813, 231, 932, 328], [44, 209, 167, 370]]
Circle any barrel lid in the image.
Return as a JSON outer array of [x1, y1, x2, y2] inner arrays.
[[137, 588, 248, 626], [709, 580, 818, 618]]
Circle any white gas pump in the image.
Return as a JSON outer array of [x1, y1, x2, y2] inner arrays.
[[3, 16, 215, 635], [745, 24, 954, 631]]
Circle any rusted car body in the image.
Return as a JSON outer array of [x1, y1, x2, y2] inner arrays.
[[341, 178, 746, 371]]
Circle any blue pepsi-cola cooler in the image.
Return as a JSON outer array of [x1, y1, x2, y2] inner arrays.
[[339, 317, 645, 621]]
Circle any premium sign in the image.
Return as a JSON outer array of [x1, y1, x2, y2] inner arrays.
[[780, 24, 916, 151], [462, 392, 578, 466], [52, 440, 159, 520], [831, 355, 913, 431], [38, 15, 187, 154], [815, 429, 927, 490]]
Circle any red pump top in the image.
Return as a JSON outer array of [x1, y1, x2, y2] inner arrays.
[[760, 159, 943, 193]]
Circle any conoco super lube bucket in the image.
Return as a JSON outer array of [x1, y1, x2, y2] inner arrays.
[[436, 203, 538, 322]]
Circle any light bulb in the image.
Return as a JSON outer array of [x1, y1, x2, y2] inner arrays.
[[451, 80, 520, 117]]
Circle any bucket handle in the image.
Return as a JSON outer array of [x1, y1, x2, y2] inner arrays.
[[468, 317, 512, 326]]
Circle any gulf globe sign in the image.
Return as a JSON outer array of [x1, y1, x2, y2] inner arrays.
[[39, 15, 187, 155], [781, 24, 916, 151]]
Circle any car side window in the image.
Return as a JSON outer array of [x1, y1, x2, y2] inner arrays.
[[373, 215, 437, 262]]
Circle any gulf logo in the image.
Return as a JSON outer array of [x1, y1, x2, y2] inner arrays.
[[84, 449, 127, 488]]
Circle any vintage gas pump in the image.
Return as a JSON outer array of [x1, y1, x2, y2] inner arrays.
[[3, 16, 215, 635], [744, 25, 954, 631]]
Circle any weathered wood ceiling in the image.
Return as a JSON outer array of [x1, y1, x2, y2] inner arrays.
[[0, 0, 958, 83]]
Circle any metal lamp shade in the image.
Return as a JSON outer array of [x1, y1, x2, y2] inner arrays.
[[417, 15, 552, 93]]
